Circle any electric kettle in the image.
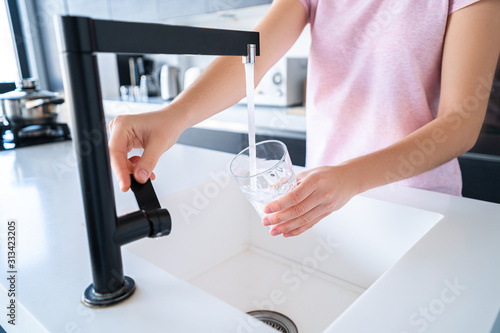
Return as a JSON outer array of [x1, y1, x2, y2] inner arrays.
[[160, 65, 179, 101]]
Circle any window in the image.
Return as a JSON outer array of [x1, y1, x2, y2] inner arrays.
[[0, 1, 19, 83]]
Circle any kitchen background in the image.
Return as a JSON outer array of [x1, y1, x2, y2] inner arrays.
[[0, 0, 499, 203]]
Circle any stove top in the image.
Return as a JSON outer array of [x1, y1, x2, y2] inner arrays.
[[1, 123, 71, 150]]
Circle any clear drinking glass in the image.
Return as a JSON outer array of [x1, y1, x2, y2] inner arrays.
[[230, 140, 297, 226]]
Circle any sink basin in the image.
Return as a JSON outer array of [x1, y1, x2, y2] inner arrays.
[[123, 177, 443, 332]]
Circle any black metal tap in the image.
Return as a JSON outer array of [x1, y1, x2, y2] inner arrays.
[[55, 15, 259, 307]]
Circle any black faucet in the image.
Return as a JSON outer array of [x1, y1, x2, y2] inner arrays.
[[55, 15, 259, 307]]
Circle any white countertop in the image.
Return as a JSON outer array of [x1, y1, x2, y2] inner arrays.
[[0, 142, 277, 333], [1, 140, 500, 332]]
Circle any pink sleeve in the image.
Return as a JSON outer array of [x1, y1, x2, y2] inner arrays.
[[297, 0, 310, 21], [449, 0, 481, 14]]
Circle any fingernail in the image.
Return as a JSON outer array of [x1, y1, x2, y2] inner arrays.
[[118, 180, 125, 191], [270, 228, 281, 236], [262, 217, 271, 226], [137, 169, 148, 182], [264, 206, 274, 214]]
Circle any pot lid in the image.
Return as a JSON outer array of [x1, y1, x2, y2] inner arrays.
[[0, 78, 60, 101]]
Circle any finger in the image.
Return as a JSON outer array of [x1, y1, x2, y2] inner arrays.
[[133, 139, 165, 184], [262, 190, 320, 226], [269, 204, 323, 236], [108, 124, 133, 192], [263, 180, 315, 214], [110, 150, 133, 192], [281, 211, 331, 238], [129, 155, 140, 165], [129, 156, 156, 180]]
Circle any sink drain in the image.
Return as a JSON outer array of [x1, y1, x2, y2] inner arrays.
[[246, 310, 298, 333]]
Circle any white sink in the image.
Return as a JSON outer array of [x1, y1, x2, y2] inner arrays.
[[123, 176, 443, 332]]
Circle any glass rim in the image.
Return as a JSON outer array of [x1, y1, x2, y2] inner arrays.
[[229, 140, 289, 179]]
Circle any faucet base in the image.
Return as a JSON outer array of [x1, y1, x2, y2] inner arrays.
[[82, 276, 136, 308]]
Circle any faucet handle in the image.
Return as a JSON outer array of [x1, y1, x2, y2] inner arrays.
[[129, 175, 161, 211], [115, 175, 171, 245]]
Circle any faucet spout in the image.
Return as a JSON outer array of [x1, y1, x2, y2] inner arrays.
[[243, 44, 257, 64], [56, 15, 259, 308]]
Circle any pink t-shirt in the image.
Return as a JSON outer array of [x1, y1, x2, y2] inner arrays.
[[297, 0, 481, 195]]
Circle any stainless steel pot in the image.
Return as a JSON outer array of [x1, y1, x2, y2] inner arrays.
[[0, 78, 64, 127]]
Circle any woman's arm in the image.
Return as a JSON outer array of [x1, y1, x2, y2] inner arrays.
[[263, 0, 500, 237], [108, 0, 307, 191]]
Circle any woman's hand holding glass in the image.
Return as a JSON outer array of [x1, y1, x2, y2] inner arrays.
[[262, 165, 358, 237]]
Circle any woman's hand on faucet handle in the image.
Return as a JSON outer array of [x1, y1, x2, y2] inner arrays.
[[128, 155, 156, 181], [108, 109, 183, 192]]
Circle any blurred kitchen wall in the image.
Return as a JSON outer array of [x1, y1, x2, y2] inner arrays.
[[29, 0, 273, 96]]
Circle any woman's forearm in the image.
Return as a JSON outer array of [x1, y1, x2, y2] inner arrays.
[[343, 109, 488, 195], [159, 0, 308, 132], [107, 0, 307, 191], [166, 55, 251, 130]]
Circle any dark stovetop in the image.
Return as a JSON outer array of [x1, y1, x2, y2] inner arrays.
[[1, 123, 71, 150]]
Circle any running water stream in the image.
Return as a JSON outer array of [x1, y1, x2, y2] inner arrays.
[[244, 62, 257, 189]]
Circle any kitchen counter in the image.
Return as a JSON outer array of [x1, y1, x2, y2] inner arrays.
[[0, 142, 278, 333], [1, 140, 500, 332], [103, 98, 307, 139], [102, 99, 308, 166]]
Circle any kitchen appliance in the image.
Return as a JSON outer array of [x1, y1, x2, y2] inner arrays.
[[0, 123, 71, 150], [160, 64, 179, 100], [183, 66, 203, 90], [116, 55, 159, 97], [240, 57, 308, 107], [0, 78, 70, 150]]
